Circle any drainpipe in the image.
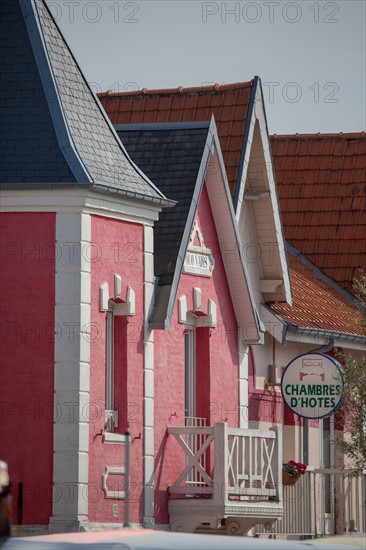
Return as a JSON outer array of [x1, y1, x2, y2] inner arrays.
[[309, 338, 335, 354]]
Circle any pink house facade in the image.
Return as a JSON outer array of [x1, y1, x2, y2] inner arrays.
[[0, 0, 285, 537]]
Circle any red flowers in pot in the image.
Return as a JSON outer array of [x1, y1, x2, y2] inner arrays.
[[282, 460, 307, 485]]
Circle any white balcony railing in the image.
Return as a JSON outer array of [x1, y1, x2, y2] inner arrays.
[[168, 421, 282, 504]]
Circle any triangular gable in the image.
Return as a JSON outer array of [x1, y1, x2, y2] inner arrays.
[[234, 77, 292, 304], [99, 82, 254, 196], [99, 79, 292, 304], [116, 122, 211, 284], [1, 0, 170, 206], [117, 118, 262, 341]]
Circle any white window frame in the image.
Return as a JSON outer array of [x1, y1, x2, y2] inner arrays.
[[184, 323, 196, 421], [105, 309, 117, 432]]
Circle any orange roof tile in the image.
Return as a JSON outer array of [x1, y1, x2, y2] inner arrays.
[[271, 251, 365, 337], [98, 84, 366, 293], [271, 133, 366, 292], [98, 81, 254, 196]]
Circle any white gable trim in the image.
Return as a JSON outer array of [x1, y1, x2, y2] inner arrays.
[[205, 134, 263, 344], [234, 79, 292, 306]]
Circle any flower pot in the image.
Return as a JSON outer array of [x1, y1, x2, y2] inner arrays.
[[282, 471, 300, 486]]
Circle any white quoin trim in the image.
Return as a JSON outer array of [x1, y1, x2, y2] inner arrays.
[[51, 212, 91, 533], [143, 226, 155, 527]]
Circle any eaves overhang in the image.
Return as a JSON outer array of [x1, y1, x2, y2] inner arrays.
[[0, 181, 175, 208], [261, 305, 366, 351]]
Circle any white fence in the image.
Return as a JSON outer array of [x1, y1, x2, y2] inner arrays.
[[255, 469, 366, 537]]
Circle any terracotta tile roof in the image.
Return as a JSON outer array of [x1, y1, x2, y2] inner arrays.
[[271, 250, 365, 337], [99, 84, 366, 293], [98, 81, 254, 196], [271, 133, 366, 292]]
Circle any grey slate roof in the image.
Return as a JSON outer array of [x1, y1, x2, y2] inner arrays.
[[116, 123, 210, 283], [0, 0, 75, 183], [0, 0, 170, 205]]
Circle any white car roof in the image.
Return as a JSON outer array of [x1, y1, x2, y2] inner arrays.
[[3, 529, 362, 550]]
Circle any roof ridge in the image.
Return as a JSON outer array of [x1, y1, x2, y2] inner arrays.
[[98, 80, 254, 98], [271, 132, 365, 140]]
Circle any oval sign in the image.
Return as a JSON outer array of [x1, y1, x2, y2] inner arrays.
[[281, 353, 344, 419]]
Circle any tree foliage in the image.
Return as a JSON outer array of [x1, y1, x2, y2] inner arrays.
[[333, 273, 366, 471]]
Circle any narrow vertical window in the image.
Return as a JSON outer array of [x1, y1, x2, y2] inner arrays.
[[105, 310, 114, 432], [184, 327, 196, 421]]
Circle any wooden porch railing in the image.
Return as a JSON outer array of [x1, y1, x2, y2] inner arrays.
[[168, 421, 282, 503]]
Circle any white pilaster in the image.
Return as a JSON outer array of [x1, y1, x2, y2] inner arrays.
[[143, 225, 155, 527], [239, 336, 249, 429], [50, 213, 91, 533]]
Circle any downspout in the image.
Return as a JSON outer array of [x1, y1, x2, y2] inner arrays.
[[309, 338, 335, 354]]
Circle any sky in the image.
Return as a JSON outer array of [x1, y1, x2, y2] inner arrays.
[[47, 0, 366, 134]]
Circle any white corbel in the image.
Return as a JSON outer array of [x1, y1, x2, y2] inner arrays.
[[114, 274, 122, 299], [178, 295, 187, 324], [100, 282, 109, 312]]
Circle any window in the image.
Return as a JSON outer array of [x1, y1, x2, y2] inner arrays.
[[105, 310, 116, 432], [184, 327, 196, 421]]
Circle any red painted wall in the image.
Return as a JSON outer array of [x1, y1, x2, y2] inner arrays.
[[88, 215, 145, 525], [0, 212, 55, 525], [153, 184, 239, 525]]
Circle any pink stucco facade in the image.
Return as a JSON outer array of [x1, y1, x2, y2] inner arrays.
[[88, 215, 145, 524], [0, 185, 247, 529], [0, 212, 55, 525], [153, 185, 239, 525]]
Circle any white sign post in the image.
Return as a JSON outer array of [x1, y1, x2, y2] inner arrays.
[[281, 353, 344, 419]]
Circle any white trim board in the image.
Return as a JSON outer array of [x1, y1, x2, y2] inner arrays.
[[0, 189, 161, 225]]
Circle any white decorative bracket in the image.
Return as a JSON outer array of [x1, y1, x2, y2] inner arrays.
[[102, 466, 126, 499], [114, 274, 122, 299], [196, 299, 217, 328], [114, 287, 135, 317], [178, 294, 216, 328], [193, 287, 202, 312], [100, 282, 109, 312], [178, 295, 188, 324], [99, 276, 135, 316]]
